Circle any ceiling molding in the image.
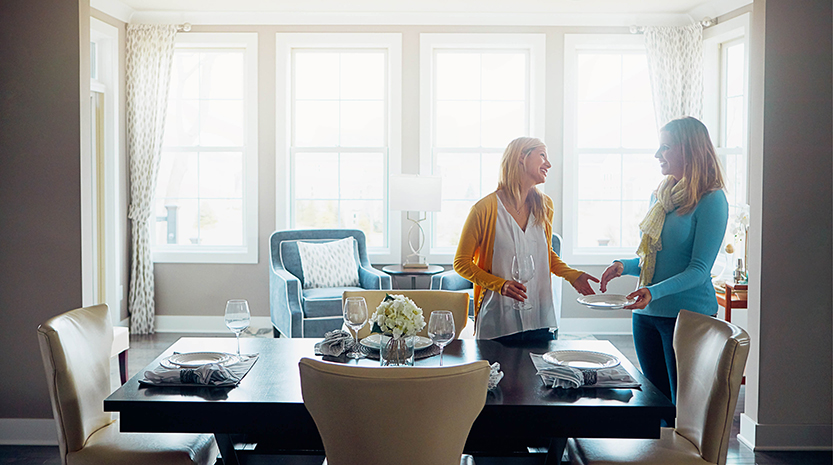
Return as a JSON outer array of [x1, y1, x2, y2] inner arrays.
[[91, 0, 134, 23]]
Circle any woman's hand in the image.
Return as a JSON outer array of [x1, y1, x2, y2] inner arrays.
[[501, 280, 527, 302], [600, 261, 624, 293], [624, 288, 652, 309], [571, 273, 600, 296]]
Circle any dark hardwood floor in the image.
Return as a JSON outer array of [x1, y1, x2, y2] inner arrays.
[[3, 331, 829, 465]]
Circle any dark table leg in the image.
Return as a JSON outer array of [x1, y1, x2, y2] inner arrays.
[[545, 437, 567, 465], [215, 433, 241, 465], [118, 351, 128, 385]]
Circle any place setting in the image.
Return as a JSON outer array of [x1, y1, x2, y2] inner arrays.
[[530, 348, 641, 389], [140, 299, 260, 387]]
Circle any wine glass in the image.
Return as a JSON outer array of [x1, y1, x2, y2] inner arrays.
[[427, 310, 455, 366], [511, 254, 535, 311], [224, 299, 250, 356], [343, 297, 368, 359]]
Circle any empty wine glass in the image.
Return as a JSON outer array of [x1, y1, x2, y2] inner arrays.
[[511, 254, 535, 311], [343, 297, 368, 359], [224, 299, 250, 356], [427, 310, 455, 366]]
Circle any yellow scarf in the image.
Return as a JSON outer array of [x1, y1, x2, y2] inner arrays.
[[636, 176, 687, 287]]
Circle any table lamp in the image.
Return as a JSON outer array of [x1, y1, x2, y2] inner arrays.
[[390, 174, 442, 268]]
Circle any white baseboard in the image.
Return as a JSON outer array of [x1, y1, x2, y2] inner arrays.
[[0, 419, 57, 445], [154, 315, 273, 333], [559, 318, 632, 335], [739, 413, 833, 450]]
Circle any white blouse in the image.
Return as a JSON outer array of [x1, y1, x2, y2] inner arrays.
[[476, 196, 557, 340]]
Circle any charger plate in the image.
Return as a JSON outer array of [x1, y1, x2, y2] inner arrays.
[[542, 350, 620, 370], [360, 333, 433, 350], [165, 352, 236, 368]]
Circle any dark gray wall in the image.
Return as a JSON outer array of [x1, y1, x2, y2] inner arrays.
[[757, 0, 832, 425], [0, 0, 84, 418]]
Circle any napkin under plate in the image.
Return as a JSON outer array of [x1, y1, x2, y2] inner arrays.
[[530, 353, 641, 389], [141, 353, 259, 387]]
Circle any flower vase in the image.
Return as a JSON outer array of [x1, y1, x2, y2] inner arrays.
[[379, 334, 415, 366]]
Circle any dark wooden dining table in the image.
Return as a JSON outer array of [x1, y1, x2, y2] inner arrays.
[[104, 337, 674, 465]]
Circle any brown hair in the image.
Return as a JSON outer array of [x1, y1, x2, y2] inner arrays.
[[661, 117, 725, 214], [497, 137, 547, 227]]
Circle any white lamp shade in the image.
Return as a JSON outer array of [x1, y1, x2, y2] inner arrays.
[[389, 175, 442, 212]]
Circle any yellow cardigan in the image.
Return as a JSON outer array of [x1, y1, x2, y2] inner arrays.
[[453, 191, 584, 321]]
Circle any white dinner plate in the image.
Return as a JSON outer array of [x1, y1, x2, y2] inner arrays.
[[360, 334, 434, 350], [165, 352, 234, 368], [542, 350, 620, 370], [577, 294, 636, 310]]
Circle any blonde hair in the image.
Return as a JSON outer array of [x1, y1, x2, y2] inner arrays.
[[497, 137, 547, 227], [661, 117, 726, 215]]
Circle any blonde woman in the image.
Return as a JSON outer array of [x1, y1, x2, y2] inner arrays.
[[600, 116, 728, 405], [454, 137, 598, 342]]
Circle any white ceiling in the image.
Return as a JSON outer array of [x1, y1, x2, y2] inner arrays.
[[92, 0, 752, 26]]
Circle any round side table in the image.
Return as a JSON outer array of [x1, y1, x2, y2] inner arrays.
[[381, 265, 445, 289]]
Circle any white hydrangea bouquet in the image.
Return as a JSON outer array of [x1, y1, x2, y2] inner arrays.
[[369, 294, 426, 339], [369, 294, 426, 366]]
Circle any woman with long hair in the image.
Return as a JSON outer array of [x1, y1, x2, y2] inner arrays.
[[600, 116, 728, 404], [454, 137, 598, 342]]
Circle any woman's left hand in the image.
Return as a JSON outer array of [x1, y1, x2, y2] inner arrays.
[[624, 288, 652, 309], [571, 273, 600, 295]]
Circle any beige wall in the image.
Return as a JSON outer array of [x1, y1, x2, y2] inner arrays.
[[0, 0, 85, 418]]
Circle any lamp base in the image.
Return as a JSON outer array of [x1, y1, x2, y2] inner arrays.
[[402, 262, 429, 269]]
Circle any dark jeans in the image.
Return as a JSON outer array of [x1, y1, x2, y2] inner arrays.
[[494, 328, 557, 344], [632, 313, 678, 407]]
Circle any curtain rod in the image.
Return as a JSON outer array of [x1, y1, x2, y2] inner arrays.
[[176, 23, 192, 32], [629, 17, 716, 34]]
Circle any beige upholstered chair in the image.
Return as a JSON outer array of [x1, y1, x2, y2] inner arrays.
[[567, 310, 750, 465], [37, 304, 218, 465], [299, 357, 489, 465], [343, 289, 471, 340]]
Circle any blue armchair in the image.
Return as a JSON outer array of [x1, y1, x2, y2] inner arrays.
[[269, 229, 392, 338], [431, 233, 563, 323]]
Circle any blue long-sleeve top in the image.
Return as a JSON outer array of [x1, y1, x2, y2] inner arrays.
[[618, 189, 728, 318]]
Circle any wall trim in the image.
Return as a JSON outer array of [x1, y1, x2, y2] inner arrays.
[[154, 315, 273, 333], [739, 413, 833, 451], [559, 318, 632, 335], [0, 419, 57, 446]]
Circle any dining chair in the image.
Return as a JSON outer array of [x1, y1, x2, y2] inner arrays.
[[342, 289, 471, 340], [299, 357, 490, 465], [566, 309, 750, 465], [37, 304, 218, 465]]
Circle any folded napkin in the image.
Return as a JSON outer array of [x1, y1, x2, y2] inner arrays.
[[141, 353, 259, 387], [314, 330, 356, 357], [144, 363, 240, 386], [488, 362, 504, 390], [529, 354, 641, 389]]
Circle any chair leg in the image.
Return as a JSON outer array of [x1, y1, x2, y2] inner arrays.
[[273, 327, 282, 338]]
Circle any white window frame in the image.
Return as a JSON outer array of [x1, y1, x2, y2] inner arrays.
[[276, 33, 402, 264], [152, 33, 259, 264], [562, 34, 653, 265], [703, 13, 750, 204], [419, 33, 546, 264]]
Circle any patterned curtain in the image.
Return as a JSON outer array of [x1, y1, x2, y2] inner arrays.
[[126, 24, 177, 334], [644, 23, 704, 130]]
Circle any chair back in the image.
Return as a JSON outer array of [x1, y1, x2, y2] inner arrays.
[[343, 289, 470, 339], [270, 229, 368, 286], [674, 309, 750, 465], [37, 304, 114, 462], [299, 358, 489, 465]]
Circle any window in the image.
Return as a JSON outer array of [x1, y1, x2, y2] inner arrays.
[[277, 34, 402, 263], [563, 34, 660, 264], [153, 33, 258, 263], [420, 34, 545, 261]]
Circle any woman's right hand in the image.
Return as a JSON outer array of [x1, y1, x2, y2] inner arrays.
[[600, 261, 624, 293], [501, 280, 527, 302]]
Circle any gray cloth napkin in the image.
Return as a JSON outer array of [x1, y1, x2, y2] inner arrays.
[[314, 330, 356, 357], [144, 363, 240, 386], [529, 353, 641, 389]]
